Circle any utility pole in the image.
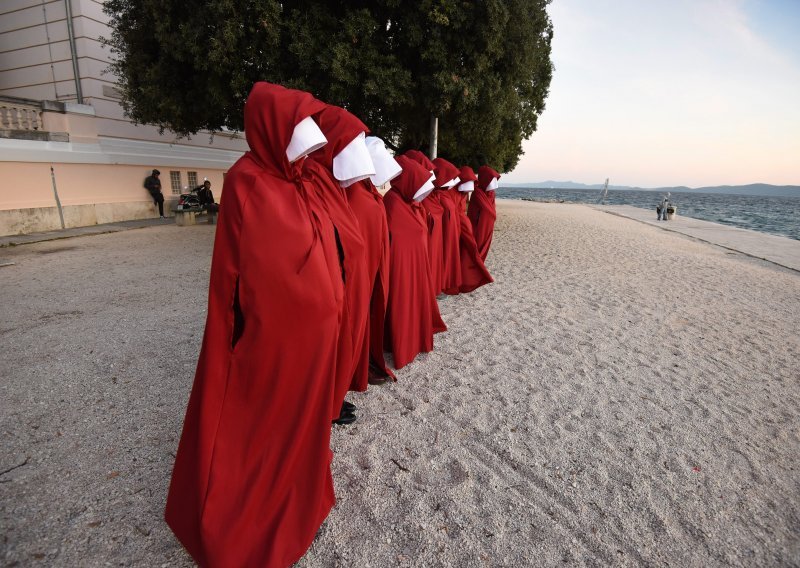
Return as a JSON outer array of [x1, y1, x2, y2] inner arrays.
[[429, 115, 438, 160]]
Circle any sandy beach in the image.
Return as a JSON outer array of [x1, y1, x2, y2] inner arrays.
[[1, 200, 798, 566]]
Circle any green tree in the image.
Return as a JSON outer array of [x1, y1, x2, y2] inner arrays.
[[103, 0, 552, 171]]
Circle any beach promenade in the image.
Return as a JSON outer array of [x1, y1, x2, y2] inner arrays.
[[1, 200, 798, 566]]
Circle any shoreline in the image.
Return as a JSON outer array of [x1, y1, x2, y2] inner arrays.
[[497, 192, 800, 243], [498, 198, 800, 273]]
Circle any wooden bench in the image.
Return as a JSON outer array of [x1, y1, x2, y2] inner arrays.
[[174, 207, 216, 226]]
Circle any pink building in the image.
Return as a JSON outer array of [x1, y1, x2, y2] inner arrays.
[[0, 0, 247, 236]]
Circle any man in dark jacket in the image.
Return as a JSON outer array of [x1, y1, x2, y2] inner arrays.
[[195, 179, 219, 223], [144, 169, 165, 218], [195, 180, 217, 211]]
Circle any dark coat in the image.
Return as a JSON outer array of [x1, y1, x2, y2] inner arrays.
[[195, 185, 215, 206], [144, 175, 162, 195]]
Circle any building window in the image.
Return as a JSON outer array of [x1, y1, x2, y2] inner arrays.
[[187, 171, 198, 188], [170, 171, 182, 194]]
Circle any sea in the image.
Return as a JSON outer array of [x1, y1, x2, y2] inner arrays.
[[496, 187, 800, 241]]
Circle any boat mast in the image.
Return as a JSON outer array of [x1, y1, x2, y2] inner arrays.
[[599, 178, 609, 204]]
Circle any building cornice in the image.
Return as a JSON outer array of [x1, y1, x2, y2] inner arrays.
[[0, 136, 244, 169]]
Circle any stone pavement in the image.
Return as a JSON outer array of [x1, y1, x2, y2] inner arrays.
[[0, 217, 172, 248], [593, 204, 800, 272]]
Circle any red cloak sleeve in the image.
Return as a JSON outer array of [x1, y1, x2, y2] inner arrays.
[[421, 191, 447, 296], [438, 189, 464, 295], [347, 180, 395, 385]]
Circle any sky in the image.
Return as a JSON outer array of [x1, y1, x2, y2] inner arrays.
[[503, 0, 800, 187]]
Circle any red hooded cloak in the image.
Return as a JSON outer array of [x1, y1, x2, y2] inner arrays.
[[383, 156, 447, 369], [165, 83, 342, 567], [455, 166, 493, 292], [432, 157, 462, 295], [467, 165, 500, 262], [347, 178, 394, 385], [305, 106, 371, 417], [404, 150, 445, 296]]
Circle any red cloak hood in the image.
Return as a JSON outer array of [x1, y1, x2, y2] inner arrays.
[[244, 82, 326, 178], [404, 149, 436, 172], [459, 165, 478, 184], [309, 105, 370, 170], [432, 157, 460, 188], [477, 165, 501, 190], [392, 155, 432, 202]]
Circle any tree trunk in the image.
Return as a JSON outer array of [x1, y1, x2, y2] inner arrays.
[[429, 115, 438, 160]]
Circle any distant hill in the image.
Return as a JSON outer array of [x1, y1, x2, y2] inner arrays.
[[500, 181, 800, 197]]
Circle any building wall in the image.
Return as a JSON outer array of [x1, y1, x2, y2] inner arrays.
[[0, 0, 248, 235], [0, 0, 248, 151], [0, 160, 228, 235]]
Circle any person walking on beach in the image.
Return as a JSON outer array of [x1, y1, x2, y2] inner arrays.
[[144, 169, 166, 218], [660, 194, 670, 221]]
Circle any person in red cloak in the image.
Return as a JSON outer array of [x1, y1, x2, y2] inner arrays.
[[432, 157, 463, 295], [383, 155, 447, 369], [305, 105, 374, 425], [345, 137, 401, 388], [404, 149, 446, 296], [455, 165, 493, 292], [165, 82, 343, 567], [468, 165, 501, 262]]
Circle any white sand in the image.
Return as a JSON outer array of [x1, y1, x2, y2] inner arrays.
[[1, 201, 797, 566], [300, 200, 800, 566]]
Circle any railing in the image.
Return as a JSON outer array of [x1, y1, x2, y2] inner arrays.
[[0, 97, 43, 131]]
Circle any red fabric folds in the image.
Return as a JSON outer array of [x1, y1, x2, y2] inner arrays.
[[383, 155, 446, 369], [467, 165, 500, 262], [455, 166, 493, 292], [305, 105, 371, 417], [164, 82, 342, 568], [432, 157, 463, 295], [347, 179, 395, 386], [404, 151, 445, 296], [421, 191, 446, 295]]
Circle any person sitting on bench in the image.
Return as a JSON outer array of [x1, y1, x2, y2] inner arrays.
[[195, 179, 219, 214]]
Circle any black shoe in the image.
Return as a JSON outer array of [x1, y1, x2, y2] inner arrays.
[[333, 410, 356, 426], [342, 400, 356, 413]]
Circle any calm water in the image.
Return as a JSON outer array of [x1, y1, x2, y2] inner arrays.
[[497, 187, 800, 241]]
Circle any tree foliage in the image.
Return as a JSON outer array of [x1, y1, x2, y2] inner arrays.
[[104, 0, 552, 171]]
